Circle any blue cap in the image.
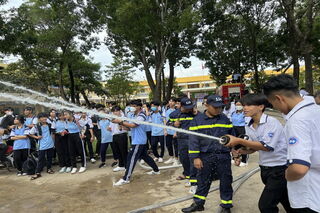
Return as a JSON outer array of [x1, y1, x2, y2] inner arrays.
[[181, 97, 196, 109], [207, 95, 225, 107]]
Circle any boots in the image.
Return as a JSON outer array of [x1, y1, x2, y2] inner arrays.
[[181, 202, 204, 212]]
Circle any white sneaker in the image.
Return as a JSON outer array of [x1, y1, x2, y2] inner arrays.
[[140, 159, 145, 164], [173, 159, 180, 166], [147, 170, 161, 175], [158, 158, 163, 163], [78, 167, 86, 173], [153, 158, 158, 162], [113, 166, 126, 172], [59, 167, 67, 173], [239, 162, 248, 167], [22, 173, 27, 176], [113, 178, 130, 186], [164, 157, 174, 164], [189, 186, 197, 194], [90, 158, 96, 163], [65, 167, 72, 173], [185, 181, 191, 187], [71, 168, 77, 174]]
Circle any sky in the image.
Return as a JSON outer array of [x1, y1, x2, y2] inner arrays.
[[1, 0, 210, 81]]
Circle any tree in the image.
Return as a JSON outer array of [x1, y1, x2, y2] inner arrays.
[[96, 0, 198, 101], [278, 0, 320, 93], [1, 0, 101, 99], [105, 57, 140, 105]]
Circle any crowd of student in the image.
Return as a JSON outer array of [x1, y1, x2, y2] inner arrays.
[[0, 74, 319, 213]]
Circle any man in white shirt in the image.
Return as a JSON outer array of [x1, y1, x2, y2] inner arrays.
[[263, 74, 320, 213]]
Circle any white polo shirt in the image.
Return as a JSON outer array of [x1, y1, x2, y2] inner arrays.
[[245, 113, 287, 167], [284, 98, 320, 212]]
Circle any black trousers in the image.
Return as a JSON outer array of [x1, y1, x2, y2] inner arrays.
[[151, 135, 165, 158], [259, 165, 293, 213], [13, 149, 28, 171], [83, 134, 94, 159], [113, 133, 128, 167], [68, 133, 86, 167], [194, 153, 233, 208], [178, 138, 190, 177], [146, 131, 152, 150], [55, 134, 71, 167], [36, 148, 54, 173], [123, 144, 159, 181], [100, 143, 110, 163], [165, 135, 178, 157], [110, 141, 119, 161], [93, 126, 101, 155], [0, 143, 7, 162]]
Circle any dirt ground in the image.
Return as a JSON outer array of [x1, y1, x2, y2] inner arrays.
[[0, 153, 287, 213], [0, 110, 287, 213]]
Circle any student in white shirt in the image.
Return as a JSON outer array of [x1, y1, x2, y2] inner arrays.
[[225, 94, 293, 213], [263, 74, 320, 213]]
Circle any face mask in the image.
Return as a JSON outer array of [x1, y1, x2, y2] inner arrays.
[[6, 111, 13, 116], [129, 107, 136, 112], [151, 107, 157, 111], [236, 106, 243, 111]]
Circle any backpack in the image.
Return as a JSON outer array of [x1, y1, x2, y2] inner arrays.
[[22, 153, 37, 175]]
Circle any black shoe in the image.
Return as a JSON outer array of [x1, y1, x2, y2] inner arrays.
[[219, 207, 231, 213], [181, 203, 204, 212], [111, 161, 118, 167], [99, 163, 106, 168]]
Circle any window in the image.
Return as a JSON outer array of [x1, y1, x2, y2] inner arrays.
[[188, 84, 200, 89]]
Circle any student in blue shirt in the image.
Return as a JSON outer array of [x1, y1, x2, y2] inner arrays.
[[150, 101, 165, 163], [98, 115, 113, 168], [113, 100, 160, 186], [64, 111, 86, 174], [54, 112, 71, 173], [29, 113, 55, 180], [142, 103, 152, 151], [23, 106, 38, 151], [164, 97, 179, 165], [10, 115, 30, 176], [230, 100, 248, 167]]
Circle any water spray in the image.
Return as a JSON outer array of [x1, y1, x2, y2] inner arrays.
[[0, 92, 227, 143]]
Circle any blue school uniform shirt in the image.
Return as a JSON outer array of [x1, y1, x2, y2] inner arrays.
[[99, 119, 113, 143], [30, 125, 54, 150], [10, 127, 30, 150], [131, 112, 147, 145], [231, 112, 246, 127], [145, 115, 152, 132], [151, 112, 164, 136], [25, 116, 38, 126], [55, 120, 67, 133], [165, 108, 176, 135], [66, 121, 80, 133]]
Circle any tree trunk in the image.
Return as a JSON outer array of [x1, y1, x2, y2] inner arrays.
[[75, 93, 80, 105], [303, 0, 314, 94], [304, 53, 313, 94], [80, 90, 91, 107], [154, 67, 162, 102], [292, 53, 300, 84], [166, 60, 175, 101], [161, 68, 165, 102], [58, 61, 68, 100], [252, 38, 260, 92], [68, 64, 76, 103]]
